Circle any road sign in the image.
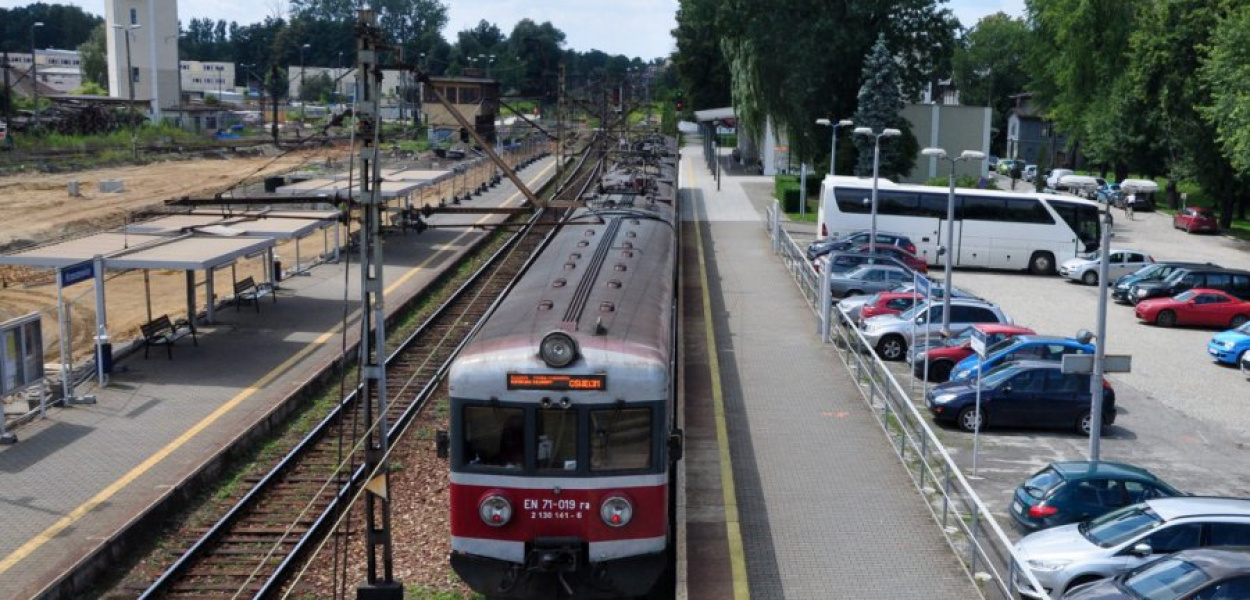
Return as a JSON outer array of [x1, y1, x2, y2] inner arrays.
[[1061, 354, 1132, 374], [59, 260, 94, 287], [971, 326, 987, 356], [915, 273, 932, 297]]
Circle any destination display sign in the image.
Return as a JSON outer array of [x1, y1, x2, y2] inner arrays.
[[507, 373, 606, 391]]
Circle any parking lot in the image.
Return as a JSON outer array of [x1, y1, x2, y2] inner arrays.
[[786, 187, 1250, 541]]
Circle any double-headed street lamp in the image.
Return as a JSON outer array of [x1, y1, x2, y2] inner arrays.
[[30, 22, 44, 131], [112, 22, 141, 158], [920, 147, 986, 335], [815, 118, 854, 176], [853, 127, 901, 255], [299, 43, 310, 103]]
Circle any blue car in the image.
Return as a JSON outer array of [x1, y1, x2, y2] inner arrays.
[[926, 360, 1116, 434], [950, 335, 1095, 382], [1208, 321, 1250, 365]]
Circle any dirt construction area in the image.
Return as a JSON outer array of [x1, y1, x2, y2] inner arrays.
[[0, 144, 353, 412]]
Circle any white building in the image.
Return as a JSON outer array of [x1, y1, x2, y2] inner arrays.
[[4, 50, 83, 93], [106, 0, 180, 119], [181, 61, 235, 95]]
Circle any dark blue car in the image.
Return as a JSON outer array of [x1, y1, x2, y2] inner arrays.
[[1009, 461, 1182, 532], [926, 360, 1116, 434], [949, 335, 1095, 382]]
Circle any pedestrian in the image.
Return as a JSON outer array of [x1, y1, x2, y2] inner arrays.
[[1125, 193, 1135, 220]]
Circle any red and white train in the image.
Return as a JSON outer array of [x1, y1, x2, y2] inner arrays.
[[447, 135, 681, 599]]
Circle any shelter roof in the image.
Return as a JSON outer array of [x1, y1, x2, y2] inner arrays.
[[694, 107, 735, 123], [0, 232, 274, 271], [125, 213, 331, 240], [0, 233, 166, 268]]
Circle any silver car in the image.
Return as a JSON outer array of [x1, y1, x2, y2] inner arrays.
[[828, 265, 911, 301], [1058, 249, 1155, 286], [861, 298, 1011, 361], [1012, 497, 1250, 599]]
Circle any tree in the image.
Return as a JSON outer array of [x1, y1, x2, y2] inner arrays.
[[0, 4, 101, 53], [508, 19, 566, 100], [78, 22, 109, 91], [301, 71, 333, 102], [1197, 3, 1250, 221], [852, 34, 916, 180], [671, 0, 732, 111]]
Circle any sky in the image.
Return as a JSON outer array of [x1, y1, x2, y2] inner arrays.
[[1, 0, 1026, 60]]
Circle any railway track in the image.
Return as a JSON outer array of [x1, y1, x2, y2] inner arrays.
[[134, 135, 606, 600]]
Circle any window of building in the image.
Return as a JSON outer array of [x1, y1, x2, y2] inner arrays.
[[458, 86, 481, 104], [131, 67, 140, 83], [130, 7, 138, 25]]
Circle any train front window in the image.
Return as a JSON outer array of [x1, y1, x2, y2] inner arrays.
[[463, 406, 525, 469], [591, 408, 652, 471], [537, 410, 579, 471]]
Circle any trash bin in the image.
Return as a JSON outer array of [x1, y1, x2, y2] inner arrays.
[[264, 176, 285, 193], [273, 260, 283, 282], [96, 337, 113, 374]]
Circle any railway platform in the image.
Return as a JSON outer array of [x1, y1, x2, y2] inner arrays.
[[678, 140, 979, 599], [0, 157, 558, 600]]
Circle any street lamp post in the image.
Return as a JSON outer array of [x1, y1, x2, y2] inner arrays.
[[853, 127, 901, 255], [113, 23, 141, 159], [920, 147, 987, 335], [30, 22, 43, 131], [299, 43, 310, 104], [816, 118, 854, 176]]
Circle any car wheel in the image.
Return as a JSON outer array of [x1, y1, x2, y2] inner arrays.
[[1028, 251, 1056, 276], [1156, 309, 1177, 328], [928, 360, 953, 383], [958, 406, 983, 432], [1231, 314, 1249, 328], [1081, 270, 1098, 285], [876, 335, 907, 361], [1065, 576, 1105, 596], [1077, 411, 1094, 435]]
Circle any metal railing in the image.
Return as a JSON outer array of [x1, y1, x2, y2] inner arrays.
[[765, 200, 1051, 600]]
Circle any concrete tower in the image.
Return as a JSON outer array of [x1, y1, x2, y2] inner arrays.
[[105, 0, 179, 120]]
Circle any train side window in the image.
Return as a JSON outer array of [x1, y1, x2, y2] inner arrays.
[[591, 408, 652, 471], [463, 407, 525, 469], [538, 410, 579, 471]]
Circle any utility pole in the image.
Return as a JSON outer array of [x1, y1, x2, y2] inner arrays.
[[30, 22, 44, 132], [270, 63, 279, 145], [2, 51, 13, 150], [353, 9, 401, 600]]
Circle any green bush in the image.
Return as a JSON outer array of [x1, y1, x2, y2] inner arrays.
[[922, 175, 999, 190], [775, 174, 823, 212], [717, 133, 737, 147]]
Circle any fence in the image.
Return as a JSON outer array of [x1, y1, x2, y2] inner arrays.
[[765, 200, 1051, 600]]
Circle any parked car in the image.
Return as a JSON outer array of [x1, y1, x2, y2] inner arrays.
[[848, 243, 928, 273], [862, 298, 1013, 361], [1112, 262, 1222, 304], [813, 250, 914, 275], [1048, 168, 1076, 190], [828, 265, 913, 300], [999, 158, 1024, 176], [926, 360, 1116, 434], [1174, 207, 1220, 234], [1135, 289, 1250, 329], [1062, 547, 1250, 600], [1243, 351, 1250, 380], [1059, 249, 1155, 286], [857, 291, 925, 325], [841, 283, 980, 324], [1208, 321, 1250, 367], [1128, 267, 1250, 304], [1010, 461, 1182, 533], [1012, 496, 1250, 599], [1095, 183, 1122, 206], [949, 335, 1096, 383], [910, 323, 1037, 382], [1023, 164, 1038, 182], [805, 230, 917, 261], [988, 155, 1000, 172]]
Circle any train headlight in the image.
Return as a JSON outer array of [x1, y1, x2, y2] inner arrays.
[[540, 331, 579, 368], [600, 495, 633, 528], [479, 493, 513, 527]]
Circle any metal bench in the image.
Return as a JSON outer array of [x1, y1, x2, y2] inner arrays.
[[139, 315, 197, 359], [233, 276, 275, 312]]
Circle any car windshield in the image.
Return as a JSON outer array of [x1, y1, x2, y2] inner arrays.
[[1080, 504, 1164, 548], [1174, 290, 1197, 302], [1130, 264, 1166, 280], [984, 337, 1020, 356], [980, 363, 1026, 388], [1236, 322, 1250, 335], [1121, 557, 1210, 600], [1162, 269, 1189, 284], [1022, 467, 1065, 499], [845, 265, 874, 279]]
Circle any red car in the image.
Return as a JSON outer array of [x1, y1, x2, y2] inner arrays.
[[910, 323, 1037, 382], [1135, 288, 1250, 328], [1173, 206, 1219, 233], [858, 292, 925, 325], [849, 243, 928, 273]]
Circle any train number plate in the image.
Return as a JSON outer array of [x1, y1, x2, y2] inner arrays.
[[507, 373, 606, 391]]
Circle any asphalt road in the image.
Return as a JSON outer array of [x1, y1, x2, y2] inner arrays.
[[785, 184, 1250, 540]]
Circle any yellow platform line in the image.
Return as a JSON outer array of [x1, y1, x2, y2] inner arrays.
[[0, 161, 555, 576], [688, 151, 752, 600]]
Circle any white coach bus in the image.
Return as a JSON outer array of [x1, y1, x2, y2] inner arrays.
[[817, 176, 1103, 275]]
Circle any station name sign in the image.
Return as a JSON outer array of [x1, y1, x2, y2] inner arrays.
[[507, 373, 606, 391]]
